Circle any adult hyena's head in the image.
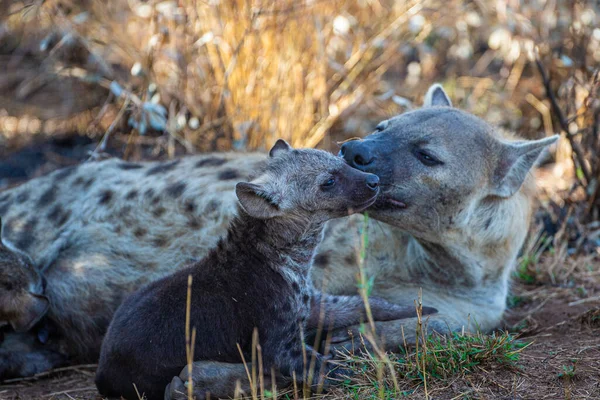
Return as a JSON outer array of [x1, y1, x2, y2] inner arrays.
[[340, 84, 558, 242], [0, 219, 48, 332]]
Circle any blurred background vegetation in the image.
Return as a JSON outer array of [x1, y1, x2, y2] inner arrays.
[[0, 0, 599, 245]]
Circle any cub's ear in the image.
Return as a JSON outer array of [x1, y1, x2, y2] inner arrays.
[[423, 84, 452, 107], [235, 182, 283, 219], [269, 139, 292, 157], [490, 135, 559, 198]]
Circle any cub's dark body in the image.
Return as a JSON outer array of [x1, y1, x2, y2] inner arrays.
[[96, 212, 311, 400]]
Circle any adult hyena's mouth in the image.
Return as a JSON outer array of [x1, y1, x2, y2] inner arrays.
[[371, 194, 407, 210]]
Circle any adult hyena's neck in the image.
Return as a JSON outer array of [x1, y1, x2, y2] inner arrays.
[[390, 189, 534, 298]]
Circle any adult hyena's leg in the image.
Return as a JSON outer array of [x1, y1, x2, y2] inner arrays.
[[308, 292, 437, 332], [327, 314, 464, 354]]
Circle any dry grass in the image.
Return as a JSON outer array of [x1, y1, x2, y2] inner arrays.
[[1, 1, 598, 156]]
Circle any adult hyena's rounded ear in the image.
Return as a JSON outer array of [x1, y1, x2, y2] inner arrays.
[[10, 293, 49, 332], [235, 182, 284, 219], [489, 135, 559, 198], [423, 84, 453, 107], [269, 139, 292, 157]]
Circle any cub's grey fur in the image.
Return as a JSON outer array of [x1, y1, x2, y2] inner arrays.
[[95, 141, 424, 400], [0, 85, 556, 391]]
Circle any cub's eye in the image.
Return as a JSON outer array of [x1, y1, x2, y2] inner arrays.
[[415, 150, 442, 167], [322, 178, 336, 188]]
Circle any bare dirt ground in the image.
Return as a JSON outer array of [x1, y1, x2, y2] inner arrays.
[[0, 137, 598, 400]]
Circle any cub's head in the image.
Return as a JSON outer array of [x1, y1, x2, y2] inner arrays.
[[235, 140, 380, 223], [0, 219, 48, 332], [339, 84, 558, 241]]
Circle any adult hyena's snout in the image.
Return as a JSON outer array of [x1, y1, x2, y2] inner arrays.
[[339, 140, 375, 169]]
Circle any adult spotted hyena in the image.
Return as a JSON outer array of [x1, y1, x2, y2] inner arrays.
[[0, 85, 556, 381]]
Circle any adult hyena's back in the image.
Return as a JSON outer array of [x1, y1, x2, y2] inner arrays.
[[0, 153, 266, 264]]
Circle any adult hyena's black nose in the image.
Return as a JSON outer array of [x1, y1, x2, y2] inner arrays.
[[339, 140, 374, 169], [366, 174, 379, 190]]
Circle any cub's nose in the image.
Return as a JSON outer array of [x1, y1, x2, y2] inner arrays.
[[366, 174, 379, 190], [339, 140, 374, 169]]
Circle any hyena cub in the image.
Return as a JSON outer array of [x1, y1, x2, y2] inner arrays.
[[95, 140, 432, 400]]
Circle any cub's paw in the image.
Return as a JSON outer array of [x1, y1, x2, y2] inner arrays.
[[164, 375, 188, 400]]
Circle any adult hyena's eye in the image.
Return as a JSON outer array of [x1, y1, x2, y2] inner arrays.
[[321, 178, 336, 189]]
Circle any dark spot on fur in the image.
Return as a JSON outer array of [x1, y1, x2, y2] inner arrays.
[[114, 225, 122, 234], [134, 228, 147, 238], [291, 281, 299, 291], [313, 253, 329, 268], [146, 160, 180, 176], [83, 177, 95, 189], [206, 200, 219, 213], [47, 205, 65, 225], [165, 181, 187, 198], [217, 169, 240, 181], [16, 191, 29, 202], [152, 236, 169, 248], [16, 218, 37, 250], [98, 190, 114, 205], [72, 176, 84, 186], [119, 206, 132, 218], [302, 294, 310, 304], [37, 187, 57, 207], [151, 196, 160, 205], [58, 210, 71, 227], [332, 297, 339, 304], [152, 207, 166, 218], [187, 217, 202, 229], [484, 217, 492, 230], [0, 193, 10, 203], [184, 200, 196, 214], [125, 190, 138, 200], [344, 254, 355, 266], [195, 157, 227, 168], [48, 205, 71, 227], [118, 162, 144, 170], [54, 166, 77, 181]]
